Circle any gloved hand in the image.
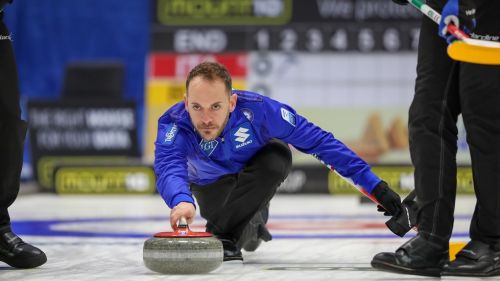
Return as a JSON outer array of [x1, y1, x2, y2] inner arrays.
[[391, 0, 408, 5], [384, 190, 419, 237], [371, 181, 403, 217], [439, 0, 476, 43]]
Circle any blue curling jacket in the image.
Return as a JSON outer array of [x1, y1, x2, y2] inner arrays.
[[154, 90, 381, 208]]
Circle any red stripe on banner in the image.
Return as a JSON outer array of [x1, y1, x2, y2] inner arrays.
[[149, 53, 248, 79]]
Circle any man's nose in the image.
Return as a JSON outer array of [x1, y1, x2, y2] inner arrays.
[[200, 111, 212, 124]]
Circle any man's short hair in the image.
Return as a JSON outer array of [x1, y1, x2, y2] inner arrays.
[[186, 62, 232, 94]]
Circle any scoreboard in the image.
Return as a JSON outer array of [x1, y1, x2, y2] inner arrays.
[[151, 0, 422, 53]]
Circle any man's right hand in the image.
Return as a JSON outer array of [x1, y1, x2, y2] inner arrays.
[[170, 202, 196, 230]]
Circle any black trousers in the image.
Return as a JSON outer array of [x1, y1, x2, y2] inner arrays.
[[191, 139, 292, 241], [0, 14, 27, 231], [410, 1, 500, 247]]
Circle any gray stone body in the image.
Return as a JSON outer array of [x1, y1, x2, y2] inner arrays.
[[143, 236, 223, 274]]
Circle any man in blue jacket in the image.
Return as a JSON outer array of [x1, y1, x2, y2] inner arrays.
[[154, 61, 404, 261]]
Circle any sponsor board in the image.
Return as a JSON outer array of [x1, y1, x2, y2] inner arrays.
[[37, 156, 130, 190], [328, 165, 474, 195], [156, 0, 292, 26], [149, 53, 248, 78], [54, 166, 156, 194]]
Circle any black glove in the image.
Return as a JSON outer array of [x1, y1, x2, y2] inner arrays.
[[385, 190, 418, 237], [371, 181, 403, 217], [392, 0, 408, 5]]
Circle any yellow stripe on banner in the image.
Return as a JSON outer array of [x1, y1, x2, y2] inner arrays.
[[232, 80, 247, 91], [144, 80, 185, 162], [448, 41, 500, 65], [449, 242, 466, 261]]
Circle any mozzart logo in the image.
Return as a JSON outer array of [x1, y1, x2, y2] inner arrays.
[[157, 0, 292, 25], [163, 123, 178, 144]]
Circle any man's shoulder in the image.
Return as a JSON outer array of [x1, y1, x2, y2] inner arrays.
[[159, 101, 189, 126], [233, 90, 265, 103]]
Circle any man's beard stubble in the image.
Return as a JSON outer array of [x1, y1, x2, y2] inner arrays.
[[194, 111, 231, 141]]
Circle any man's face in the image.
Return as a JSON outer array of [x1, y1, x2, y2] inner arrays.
[[185, 77, 237, 141]]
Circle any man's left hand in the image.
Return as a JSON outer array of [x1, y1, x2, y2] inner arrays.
[[371, 181, 403, 217]]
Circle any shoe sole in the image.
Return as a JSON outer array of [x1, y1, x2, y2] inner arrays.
[[371, 259, 441, 277], [223, 256, 243, 262], [0, 252, 47, 269], [441, 268, 500, 277]]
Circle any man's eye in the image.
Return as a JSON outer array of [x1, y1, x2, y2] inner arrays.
[[193, 105, 201, 110], [212, 104, 221, 110]]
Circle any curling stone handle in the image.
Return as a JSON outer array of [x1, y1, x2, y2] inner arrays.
[[173, 216, 194, 236], [178, 217, 188, 228]]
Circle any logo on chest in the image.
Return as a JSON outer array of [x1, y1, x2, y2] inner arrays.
[[231, 123, 256, 150], [199, 139, 219, 157]]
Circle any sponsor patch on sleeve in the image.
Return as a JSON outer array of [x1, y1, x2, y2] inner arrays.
[[163, 123, 178, 144], [280, 107, 296, 126]]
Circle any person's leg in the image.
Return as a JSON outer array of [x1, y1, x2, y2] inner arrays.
[[371, 13, 458, 277], [191, 139, 291, 260], [442, 54, 500, 279], [0, 16, 46, 269], [0, 13, 22, 228], [462, 64, 500, 249], [441, 1, 500, 276]]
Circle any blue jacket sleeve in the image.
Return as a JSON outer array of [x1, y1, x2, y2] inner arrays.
[[262, 98, 381, 193], [154, 122, 195, 209]]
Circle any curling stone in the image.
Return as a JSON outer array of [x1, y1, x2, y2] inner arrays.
[[143, 217, 223, 274]]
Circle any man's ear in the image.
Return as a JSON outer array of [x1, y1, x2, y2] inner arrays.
[[229, 94, 237, 112], [184, 93, 188, 110]]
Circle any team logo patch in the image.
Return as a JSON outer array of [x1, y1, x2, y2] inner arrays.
[[281, 108, 296, 126], [241, 108, 254, 122], [163, 123, 178, 144], [199, 139, 219, 157], [231, 122, 256, 150]]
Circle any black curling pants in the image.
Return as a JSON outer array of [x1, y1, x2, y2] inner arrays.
[[191, 139, 292, 241], [0, 14, 27, 232], [410, 0, 500, 247]]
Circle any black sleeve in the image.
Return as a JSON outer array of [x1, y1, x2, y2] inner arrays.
[[1, 0, 11, 13]]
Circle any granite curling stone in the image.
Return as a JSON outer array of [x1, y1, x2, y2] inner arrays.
[[143, 218, 223, 274]]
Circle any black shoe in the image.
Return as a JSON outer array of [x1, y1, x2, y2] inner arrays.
[[0, 231, 47, 268], [371, 234, 448, 277], [216, 236, 243, 262], [442, 240, 500, 277], [238, 205, 272, 252]]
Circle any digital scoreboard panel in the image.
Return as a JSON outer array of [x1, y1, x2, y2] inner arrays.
[[152, 0, 422, 53]]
